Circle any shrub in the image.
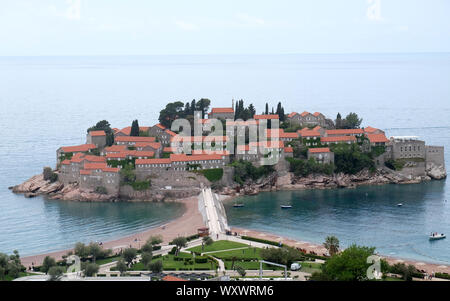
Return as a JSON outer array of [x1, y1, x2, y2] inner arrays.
[[168, 247, 177, 255], [241, 236, 282, 247], [194, 257, 208, 264], [436, 272, 450, 280], [43, 167, 58, 183], [95, 186, 108, 195], [198, 168, 224, 182]]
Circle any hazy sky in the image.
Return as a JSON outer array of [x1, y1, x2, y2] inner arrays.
[[1, 0, 449, 56]]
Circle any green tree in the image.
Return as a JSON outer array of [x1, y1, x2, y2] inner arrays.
[[122, 248, 138, 266], [335, 113, 343, 129], [83, 263, 99, 277], [172, 237, 187, 256], [196, 98, 211, 119], [48, 266, 64, 281], [248, 104, 256, 117], [141, 241, 153, 253], [203, 236, 213, 246], [149, 260, 163, 274], [130, 119, 140, 136], [310, 244, 376, 281], [265, 103, 269, 115], [344, 113, 362, 129], [74, 242, 89, 259], [116, 259, 127, 275], [0, 251, 25, 280], [41, 256, 56, 274], [323, 236, 340, 256], [235, 265, 247, 277], [120, 164, 136, 183], [149, 235, 163, 246], [88, 242, 103, 263], [141, 252, 153, 269], [158, 101, 185, 128]]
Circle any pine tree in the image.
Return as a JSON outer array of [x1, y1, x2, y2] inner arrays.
[[265, 103, 269, 115], [336, 113, 342, 129], [248, 104, 256, 118], [130, 120, 140, 136]]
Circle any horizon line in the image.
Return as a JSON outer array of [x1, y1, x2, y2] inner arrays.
[[1, 51, 450, 58]]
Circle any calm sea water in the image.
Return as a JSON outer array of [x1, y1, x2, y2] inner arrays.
[[0, 53, 449, 259]]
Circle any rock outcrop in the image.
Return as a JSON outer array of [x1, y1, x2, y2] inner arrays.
[[426, 163, 447, 180], [12, 174, 117, 202]]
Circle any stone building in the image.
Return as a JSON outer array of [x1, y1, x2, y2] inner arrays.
[[320, 136, 357, 145], [307, 148, 334, 164], [115, 136, 156, 146], [287, 111, 327, 127], [208, 107, 235, 120], [56, 144, 97, 164], [79, 163, 120, 194], [148, 124, 175, 146], [325, 129, 364, 137], [86, 130, 107, 149]]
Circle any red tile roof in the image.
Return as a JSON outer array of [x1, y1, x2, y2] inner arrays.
[[115, 136, 156, 143], [106, 152, 127, 159], [326, 129, 364, 136], [132, 151, 155, 157], [266, 129, 299, 139], [61, 160, 71, 165], [104, 145, 128, 153], [287, 112, 298, 118], [83, 162, 108, 170], [165, 129, 177, 137], [297, 129, 321, 137], [321, 136, 357, 142], [366, 133, 389, 143], [254, 114, 279, 120], [300, 111, 310, 117], [170, 154, 223, 162], [163, 147, 176, 153], [134, 142, 161, 149], [192, 150, 230, 156], [284, 147, 294, 153], [117, 126, 150, 136], [89, 130, 106, 137], [363, 126, 380, 133], [162, 275, 187, 282], [210, 107, 234, 114], [102, 167, 120, 173], [61, 144, 97, 153], [309, 147, 331, 153], [80, 170, 91, 175], [249, 140, 285, 148], [155, 124, 166, 130], [313, 112, 323, 117]]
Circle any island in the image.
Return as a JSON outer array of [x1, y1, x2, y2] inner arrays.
[[12, 99, 446, 202]]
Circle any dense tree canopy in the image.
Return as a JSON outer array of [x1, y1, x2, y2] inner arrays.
[[310, 244, 376, 281]]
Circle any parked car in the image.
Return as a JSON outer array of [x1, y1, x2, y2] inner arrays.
[[290, 263, 301, 271]]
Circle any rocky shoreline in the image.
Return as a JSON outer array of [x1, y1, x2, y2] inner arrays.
[[11, 164, 446, 202], [219, 166, 446, 197]]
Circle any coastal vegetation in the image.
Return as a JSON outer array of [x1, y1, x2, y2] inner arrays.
[[197, 168, 223, 182], [331, 143, 376, 174], [0, 251, 25, 281], [286, 158, 334, 176], [230, 160, 274, 185], [335, 112, 363, 129], [43, 167, 58, 183]]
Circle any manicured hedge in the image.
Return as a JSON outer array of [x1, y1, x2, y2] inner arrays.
[[194, 257, 208, 264], [436, 273, 450, 280], [241, 236, 283, 247]]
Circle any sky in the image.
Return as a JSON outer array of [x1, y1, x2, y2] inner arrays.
[[0, 0, 449, 56]]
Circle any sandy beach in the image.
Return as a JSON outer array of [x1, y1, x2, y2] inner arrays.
[[19, 192, 450, 278], [231, 227, 450, 276], [20, 196, 204, 268]]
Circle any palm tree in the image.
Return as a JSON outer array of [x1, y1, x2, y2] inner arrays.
[[323, 236, 340, 256]]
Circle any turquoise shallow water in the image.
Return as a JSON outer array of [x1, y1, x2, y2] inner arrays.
[[225, 181, 450, 264], [0, 53, 449, 258]]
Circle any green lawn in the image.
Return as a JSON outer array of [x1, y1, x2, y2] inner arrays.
[[224, 261, 284, 271], [95, 256, 122, 266], [208, 247, 263, 260], [114, 252, 218, 271], [4, 272, 38, 281], [187, 240, 249, 253], [298, 262, 322, 274]]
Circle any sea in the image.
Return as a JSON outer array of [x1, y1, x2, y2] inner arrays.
[[0, 53, 449, 260]]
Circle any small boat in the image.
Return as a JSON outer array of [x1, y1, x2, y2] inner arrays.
[[281, 205, 292, 209], [233, 204, 244, 208], [397, 203, 403, 207], [429, 233, 446, 241]]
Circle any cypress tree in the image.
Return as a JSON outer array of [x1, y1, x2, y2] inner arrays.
[[130, 120, 140, 136]]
